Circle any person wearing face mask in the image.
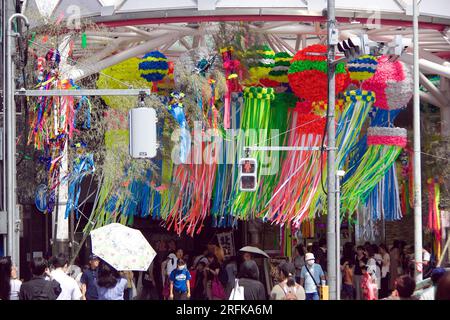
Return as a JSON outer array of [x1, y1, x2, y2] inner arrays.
[[169, 259, 191, 300], [299, 253, 325, 300]]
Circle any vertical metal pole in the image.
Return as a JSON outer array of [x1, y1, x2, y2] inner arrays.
[[413, 0, 423, 282], [6, 13, 28, 275], [326, 0, 337, 300], [336, 173, 341, 300]]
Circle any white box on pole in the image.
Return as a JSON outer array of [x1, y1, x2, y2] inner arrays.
[[129, 107, 158, 158]]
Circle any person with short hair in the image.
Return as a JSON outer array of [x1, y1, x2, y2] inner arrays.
[[19, 257, 61, 300], [420, 267, 446, 300], [270, 262, 305, 300], [384, 275, 417, 300], [81, 254, 100, 300], [50, 253, 83, 300], [435, 271, 450, 300], [169, 259, 191, 300], [299, 253, 325, 300]]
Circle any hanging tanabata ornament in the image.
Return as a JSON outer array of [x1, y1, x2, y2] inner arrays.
[[139, 50, 169, 92], [360, 57, 413, 221], [341, 126, 407, 214], [232, 87, 274, 220]]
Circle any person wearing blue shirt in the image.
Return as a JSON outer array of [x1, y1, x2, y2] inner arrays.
[[169, 259, 191, 300], [300, 252, 326, 300], [81, 254, 100, 300]]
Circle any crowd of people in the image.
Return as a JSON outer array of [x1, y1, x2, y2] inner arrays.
[[0, 238, 449, 301]]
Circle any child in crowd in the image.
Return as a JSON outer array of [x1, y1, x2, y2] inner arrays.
[[361, 265, 377, 300]]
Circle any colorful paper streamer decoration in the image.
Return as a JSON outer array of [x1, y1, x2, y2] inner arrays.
[[427, 177, 442, 259], [65, 146, 95, 219], [341, 126, 407, 214], [263, 108, 326, 227], [220, 46, 242, 129], [288, 44, 348, 103], [167, 91, 190, 164], [347, 55, 378, 81], [232, 87, 274, 219], [310, 90, 376, 216], [138, 50, 169, 83]]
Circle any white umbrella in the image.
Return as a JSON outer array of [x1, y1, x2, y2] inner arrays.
[[90, 223, 156, 271], [239, 246, 270, 258]]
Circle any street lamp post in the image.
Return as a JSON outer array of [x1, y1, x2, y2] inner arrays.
[[5, 12, 29, 275]]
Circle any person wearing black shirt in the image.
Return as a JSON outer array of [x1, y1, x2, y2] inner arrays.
[[205, 253, 221, 300], [19, 257, 61, 300], [237, 260, 266, 300]]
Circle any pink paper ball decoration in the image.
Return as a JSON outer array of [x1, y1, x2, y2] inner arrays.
[[361, 56, 413, 110]]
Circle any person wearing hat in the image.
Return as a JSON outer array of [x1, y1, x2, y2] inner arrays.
[[299, 253, 325, 300], [420, 267, 446, 300], [80, 254, 100, 300]]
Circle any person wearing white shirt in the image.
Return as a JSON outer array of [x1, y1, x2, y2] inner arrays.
[[366, 246, 381, 299], [420, 267, 446, 300], [9, 263, 22, 300], [50, 253, 83, 300]]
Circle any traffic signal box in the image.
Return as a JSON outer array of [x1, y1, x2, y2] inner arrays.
[[239, 158, 257, 191]]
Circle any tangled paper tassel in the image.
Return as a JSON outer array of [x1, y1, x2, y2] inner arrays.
[[348, 55, 378, 81], [167, 91, 190, 163], [288, 44, 348, 102], [65, 149, 95, 219], [221, 47, 242, 129], [361, 56, 413, 110], [139, 51, 169, 83]]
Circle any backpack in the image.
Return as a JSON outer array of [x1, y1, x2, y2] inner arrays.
[[278, 284, 298, 300]]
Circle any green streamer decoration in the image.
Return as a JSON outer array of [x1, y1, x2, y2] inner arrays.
[[341, 126, 407, 215], [310, 90, 376, 216], [231, 87, 274, 219], [81, 32, 87, 49]]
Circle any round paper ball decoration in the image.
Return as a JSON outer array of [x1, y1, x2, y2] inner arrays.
[[347, 54, 378, 81], [268, 52, 292, 84], [97, 57, 147, 110], [247, 45, 275, 85], [139, 51, 169, 83], [288, 44, 348, 102], [361, 55, 413, 110]]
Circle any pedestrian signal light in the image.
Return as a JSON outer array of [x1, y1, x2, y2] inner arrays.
[[239, 158, 257, 191]]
